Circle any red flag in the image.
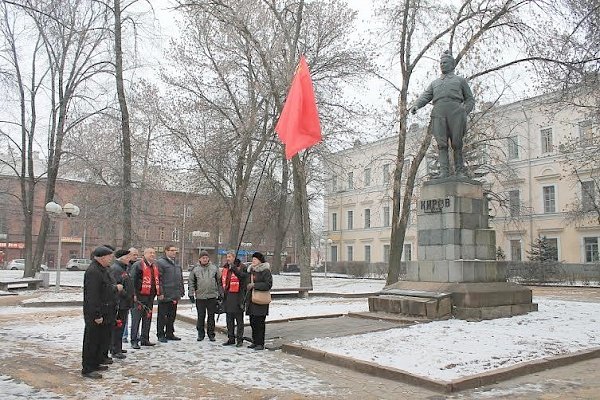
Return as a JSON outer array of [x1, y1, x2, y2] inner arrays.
[[275, 55, 322, 159]]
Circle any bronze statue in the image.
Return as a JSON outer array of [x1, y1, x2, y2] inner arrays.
[[410, 51, 475, 177]]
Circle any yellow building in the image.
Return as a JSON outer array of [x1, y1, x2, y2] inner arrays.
[[323, 91, 599, 265]]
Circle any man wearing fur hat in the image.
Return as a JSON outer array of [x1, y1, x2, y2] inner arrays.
[[82, 246, 122, 379], [188, 250, 222, 341], [246, 251, 273, 350], [410, 50, 475, 177]]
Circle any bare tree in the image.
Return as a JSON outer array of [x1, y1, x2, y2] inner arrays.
[[0, 0, 111, 277]]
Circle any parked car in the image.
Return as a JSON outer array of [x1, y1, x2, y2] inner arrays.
[[66, 258, 91, 271], [6, 259, 48, 271]]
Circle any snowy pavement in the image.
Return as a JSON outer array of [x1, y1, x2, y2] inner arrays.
[[2, 272, 600, 398]]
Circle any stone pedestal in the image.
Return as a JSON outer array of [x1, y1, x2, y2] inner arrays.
[[369, 178, 537, 320]]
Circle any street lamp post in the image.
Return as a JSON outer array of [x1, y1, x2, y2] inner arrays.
[[326, 238, 332, 278], [45, 202, 80, 292]]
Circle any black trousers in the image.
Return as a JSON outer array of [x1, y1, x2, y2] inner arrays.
[[157, 300, 178, 338], [111, 309, 129, 354], [195, 298, 217, 339], [249, 315, 266, 346], [82, 321, 109, 373], [131, 297, 154, 343], [225, 311, 244, 342]]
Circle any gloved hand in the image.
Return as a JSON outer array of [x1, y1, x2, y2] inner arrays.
[[189, 296, 195, 304]]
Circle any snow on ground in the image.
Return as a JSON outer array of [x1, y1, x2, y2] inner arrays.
[[299, 298, 600, 381], [0, 375, 62, 400], [177, 296, 370, 326], [0, 312, 336, 399], [0, 270, 386, 293], [4, 271, 600, 390]]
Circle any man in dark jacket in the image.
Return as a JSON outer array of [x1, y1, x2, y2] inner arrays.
[[156, 244, 185, 342], [109, 249, 135, 358], [129, 247, 162, 349], [82, 246, 122, 379]]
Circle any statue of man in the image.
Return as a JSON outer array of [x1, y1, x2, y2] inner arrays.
[[410, 51, 475, 177]]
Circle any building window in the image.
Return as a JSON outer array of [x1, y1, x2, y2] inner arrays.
[[383, 164, 390, 185], [332, 175, 337, 192], [347, 210, 354, 230], [143, 227, 149, 240], [332, 213, 338, 231], [403, 243, 412, 261], [159, 227, 165, 240], [172, 228, 179, 242], [364, 168, 371, 187], [582, 181, 596, 212], [364, 245, 371, 263], [510, 239, 522, 261], [579, 120, 593, 146], [347, 245, 353, 261], [509, 190, 520, 217], [347, 172, 354, 190], [331, 245, 338, 262], [584, 237, 599, 263], [508, 136, 519, 159], [383, 206, 390, 227], [543, 186, 556, 213], [383, 244, 390, 263], [546, 238, 559, 261], [364, 209, 371, 228], [540, 128, 553, 153]]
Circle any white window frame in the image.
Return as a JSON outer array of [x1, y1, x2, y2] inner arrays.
[[364, 208, 371, 229], [540, 127, 553, 154], [347, 210, 354, 230], [542, 185, 557, 214], [364, 168, 371, 187], [583, 237, 599, 263], [347, 245, 353, 262], [383, 206, 390, 227], [508, 136, 519, 160], [364, 245, 371, 263]]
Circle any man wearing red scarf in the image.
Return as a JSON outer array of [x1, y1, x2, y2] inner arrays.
[[129, 247, 163, 349]]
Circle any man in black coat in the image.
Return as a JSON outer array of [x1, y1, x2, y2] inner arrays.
[[156, 244, 185, 342], [82, 246, 122, 379]]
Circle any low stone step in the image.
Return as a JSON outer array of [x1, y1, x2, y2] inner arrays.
[[368, 294, 452, 319]]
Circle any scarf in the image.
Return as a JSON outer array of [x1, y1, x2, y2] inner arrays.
[[140, 258, 160, 296]]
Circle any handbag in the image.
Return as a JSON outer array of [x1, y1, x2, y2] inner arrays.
[[250, 274, 271, 305]]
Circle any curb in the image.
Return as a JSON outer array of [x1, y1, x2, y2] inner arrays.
[[281, 342, 600, 393], [21, 300, 82, 307]]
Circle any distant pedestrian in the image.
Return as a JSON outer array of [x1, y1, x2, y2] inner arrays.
[[109, 249, 136, 359], [245, 252, 272, 350], [221, 251, 247, 347], [129, 247, 162, 349], [156, 244, 185, 342], [188, 250, 222, 341], [81, 246, 122, 379]]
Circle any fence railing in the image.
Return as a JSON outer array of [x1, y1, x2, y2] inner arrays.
[[317, 260, 600, 285]]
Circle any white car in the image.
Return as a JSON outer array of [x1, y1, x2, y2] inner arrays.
[[6, 259, 48, 271], [66, 258, 91, 271]]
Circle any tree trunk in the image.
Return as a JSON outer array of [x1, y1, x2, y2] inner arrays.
[[114, 0, 133, 248], [271, 151, 290, 274], [292, 155, 312, 289]]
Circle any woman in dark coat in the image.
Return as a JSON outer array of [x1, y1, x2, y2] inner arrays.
[[246, 251, 273, 350]]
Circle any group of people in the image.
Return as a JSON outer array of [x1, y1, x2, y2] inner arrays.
[[82, 245, 273, 379], [189, 250, 273, 350]]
